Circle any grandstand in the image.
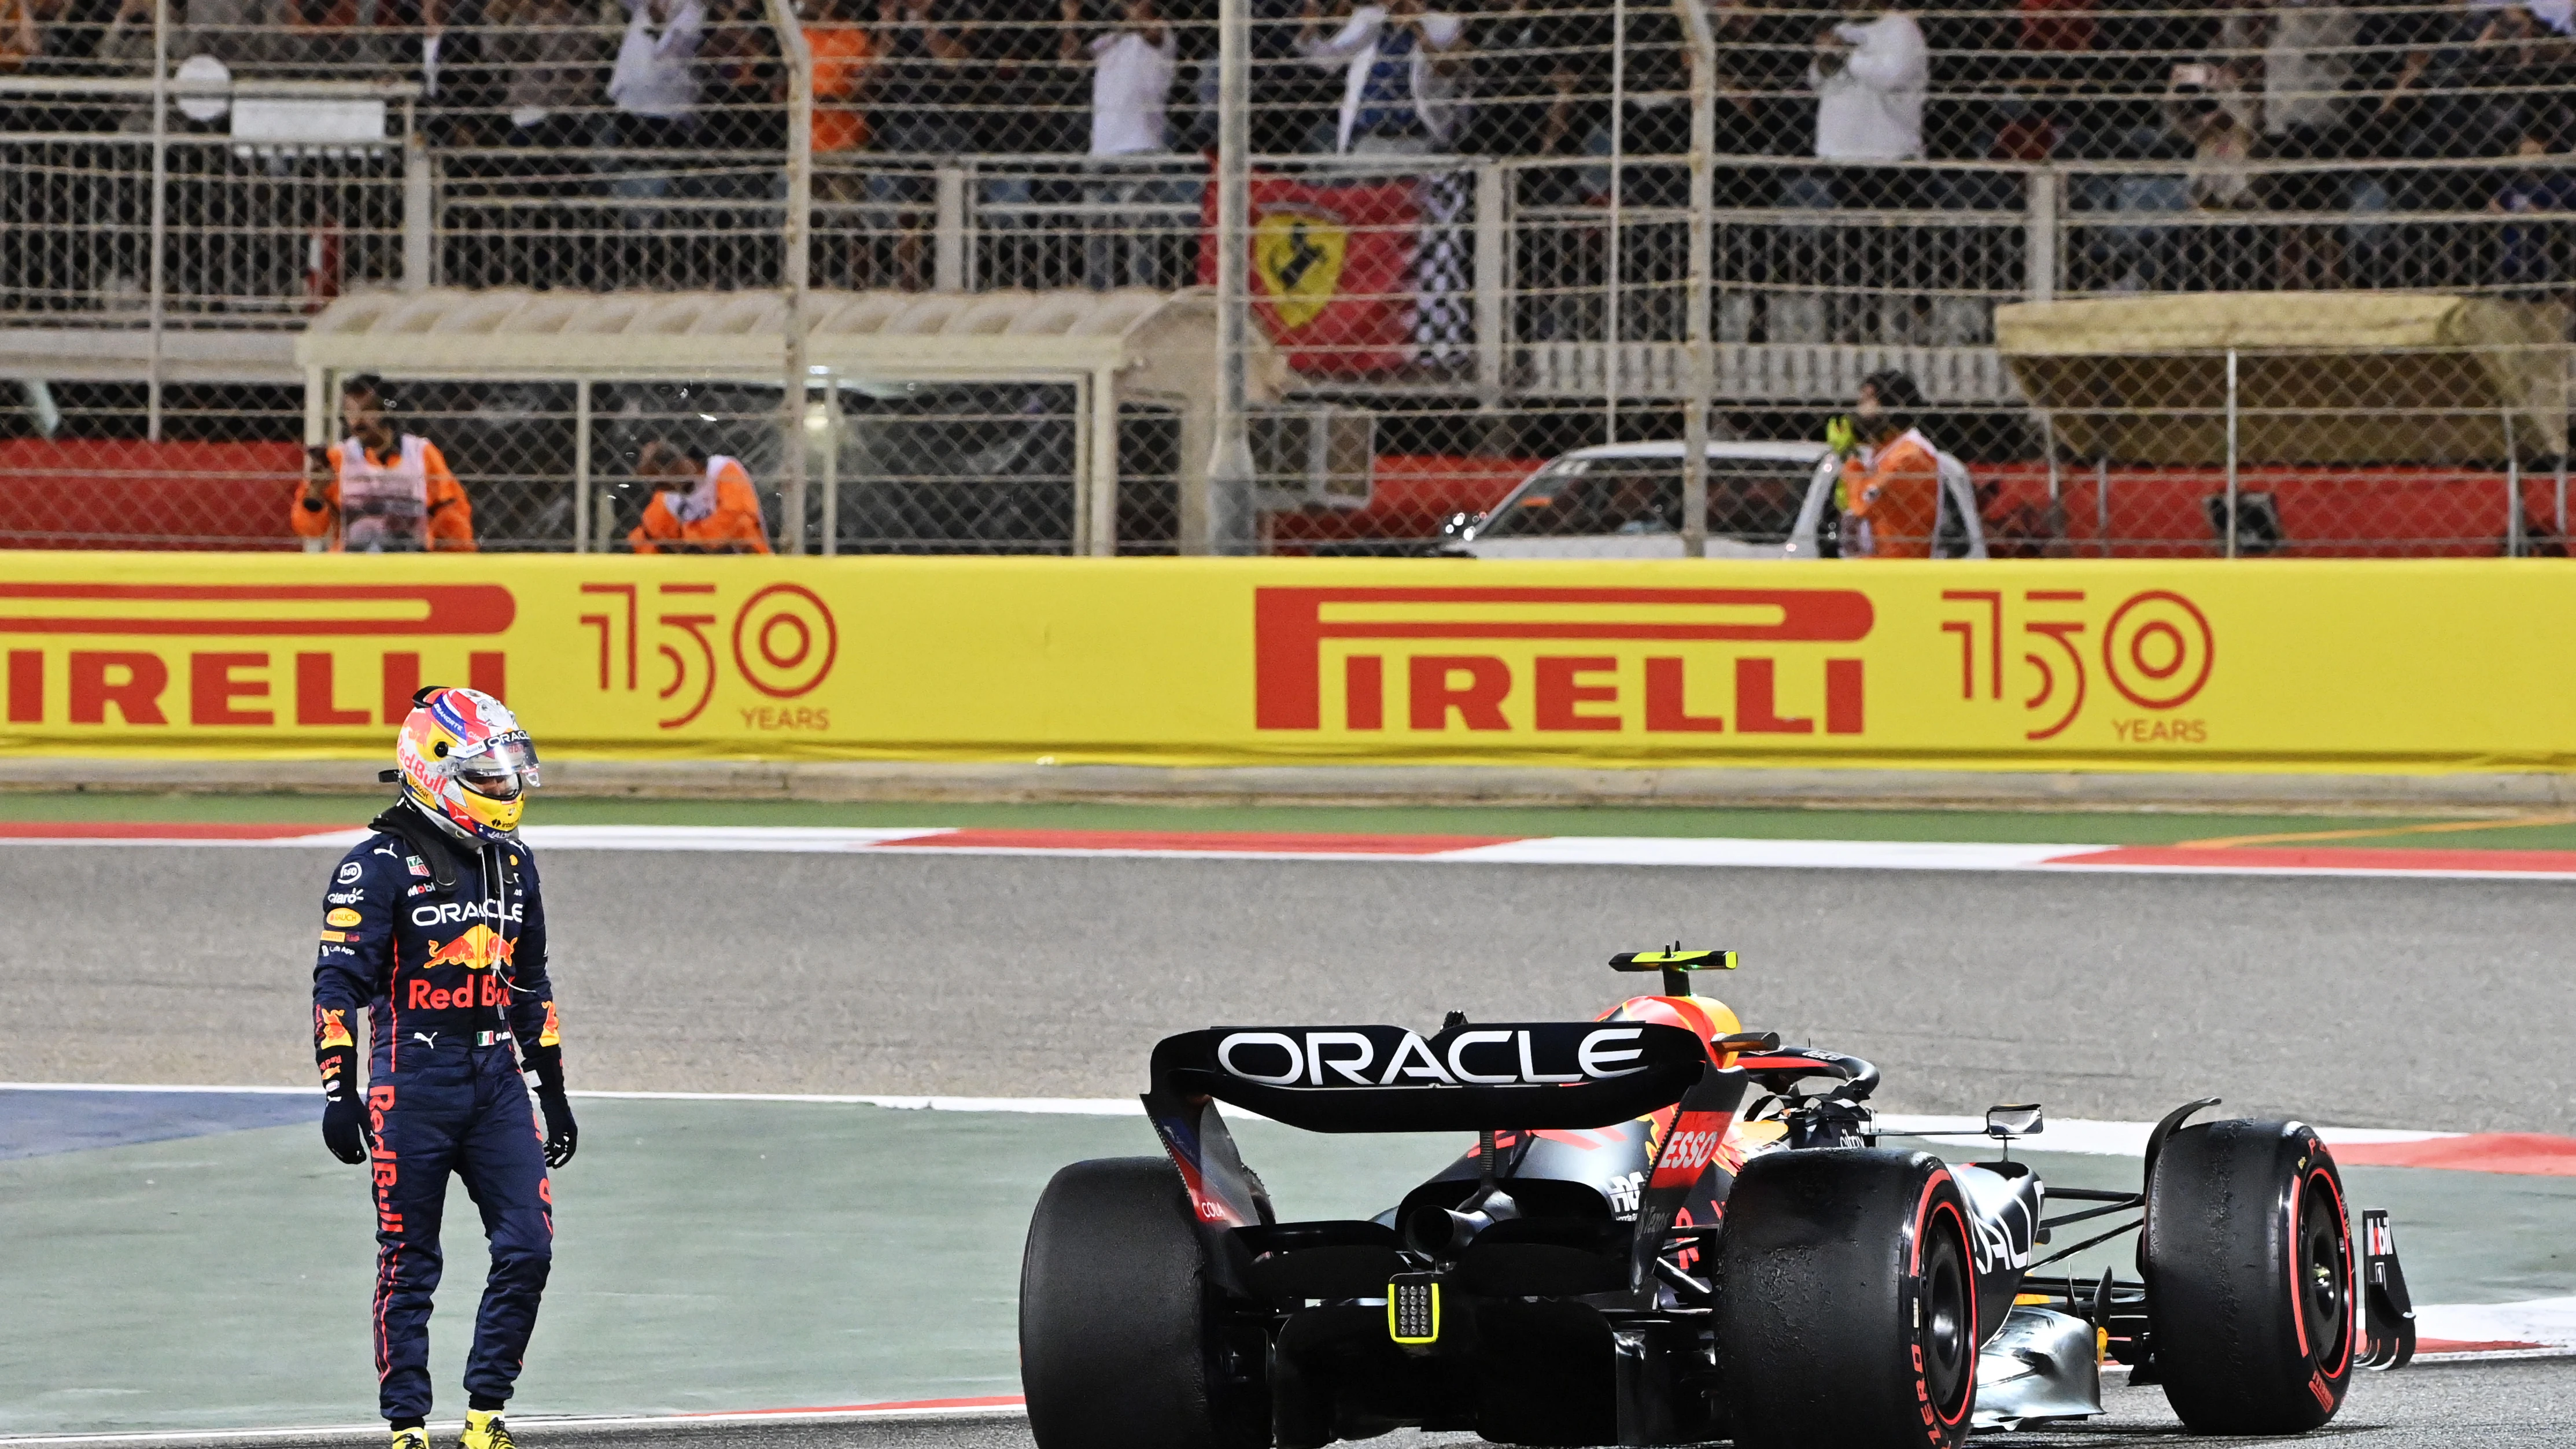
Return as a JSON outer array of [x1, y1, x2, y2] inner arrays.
[[0, 0, 2570, 554]]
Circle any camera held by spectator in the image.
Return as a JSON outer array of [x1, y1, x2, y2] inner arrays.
[[1298, 0, 1466, 156], [1806, 0, 1927, 162]]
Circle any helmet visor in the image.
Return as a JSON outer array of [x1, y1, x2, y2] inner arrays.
[[454, 735, 540, 801]]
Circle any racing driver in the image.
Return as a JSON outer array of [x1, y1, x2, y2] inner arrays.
[[312, 685, 577, 1449]]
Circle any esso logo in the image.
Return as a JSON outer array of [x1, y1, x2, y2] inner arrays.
[[1662, 1129, 1721, 1175], [1649, 1109, 1734, 1188]]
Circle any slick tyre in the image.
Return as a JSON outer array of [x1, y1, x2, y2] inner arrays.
[[1714, 1148, 1979, 1449], [2145, 1120, 2355, 1434], [1020, 1157, 1265, 1449]]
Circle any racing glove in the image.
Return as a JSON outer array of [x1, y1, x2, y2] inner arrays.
[[1825, 414, 1858, 459], [322, 1096, 369, 1165], [526, 1045, 578, 1167], [316, 1005, 367, 1164], [538, 1091, 578, 1168]]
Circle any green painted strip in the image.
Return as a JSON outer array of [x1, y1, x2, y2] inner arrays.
[[2, 1098, 2565, 1436], [6, 790, 2567, 849]]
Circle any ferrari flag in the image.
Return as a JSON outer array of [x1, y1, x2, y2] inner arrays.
[[1201, 172, 1422, 377]]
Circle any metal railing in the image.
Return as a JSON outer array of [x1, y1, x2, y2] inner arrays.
[[0, 75, 419, 322], [22, 134, 2576, 362]]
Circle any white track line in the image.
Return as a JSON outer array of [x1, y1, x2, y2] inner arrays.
[[2417, 1296, 2576, 1350], [575, 1089, 1146, 1115], [0, 1402, 1025, 1445], [0, 826, 948, 853], [0, 1082, 312, 1096], [523, 826, 954, 851], [9, 823, 2574, 881], [1449, 837, 2083, 871], [0, 1082, 1143, 1115], [0, 829, 375, 850], [4, 1083, 2456, 1149]]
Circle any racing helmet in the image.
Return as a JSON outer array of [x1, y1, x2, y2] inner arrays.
[[1598, 993, 1743, 1062], [395, 686, 540, 842]]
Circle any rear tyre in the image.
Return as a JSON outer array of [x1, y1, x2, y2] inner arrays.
[[1020, 1157, 1267, 1449], [1715, 1148, 1979, 1449], [2145, 1120, 2354, 1433]]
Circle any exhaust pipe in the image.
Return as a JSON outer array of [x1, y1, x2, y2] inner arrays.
[[1404, 1189, 1518, 1256]]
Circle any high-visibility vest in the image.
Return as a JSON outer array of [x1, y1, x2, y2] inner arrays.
[[666, 455, 741, 522], [337, 434, 432, 551]]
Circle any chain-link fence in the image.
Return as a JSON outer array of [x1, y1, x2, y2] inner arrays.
[[3, 1, 2574, 555]]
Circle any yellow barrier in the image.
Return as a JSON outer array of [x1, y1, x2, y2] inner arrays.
[[1, 553, 2568, 772]]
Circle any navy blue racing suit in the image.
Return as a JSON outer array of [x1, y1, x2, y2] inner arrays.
[[312, 805, 564, 1423]]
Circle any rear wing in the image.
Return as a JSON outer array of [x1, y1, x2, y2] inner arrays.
[[1146, 1021, 1708, 1134], [1141, 1020, 1710, 1245]]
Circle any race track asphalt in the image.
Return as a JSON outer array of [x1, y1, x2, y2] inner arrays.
[[6, 840, 2574, 1447], [6, 845, 2571, 1133], [17, 1355, 2576, 1449]]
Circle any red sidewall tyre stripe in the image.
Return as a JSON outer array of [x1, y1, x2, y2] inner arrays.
[[2293, 1163, 2354, 1383], [1908, 1169, 1976, 1433]]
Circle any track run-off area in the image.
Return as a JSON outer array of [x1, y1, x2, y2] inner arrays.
[[2, 797, 2571, 1443]]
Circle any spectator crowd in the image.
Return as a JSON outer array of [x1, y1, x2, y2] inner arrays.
[[5, 0, 2570, 168], [1, 0, 2573, 298]]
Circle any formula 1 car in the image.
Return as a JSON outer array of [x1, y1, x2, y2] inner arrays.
[[1020, 951, 2417, 1449]]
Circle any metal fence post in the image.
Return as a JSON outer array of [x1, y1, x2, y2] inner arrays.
[[1197, 0, 1254, 557], [2095, 456, 2110, 558], [2025, 167, 2058, 304], [2504, 407, 2523, 558], [401, 134, 433, 293], [2224, 348, 2240, 559], [146, 0, 169, 443], [1674, 0, 1714, 557], [573, 378, 592, 553], [2039, 410, 2063, 544], [933, 166, 967, 292], [1603, 0, 1625, 440], [770, 0, 814, 554], [1473, 161, 1506, 407], [302, 368, 330, 553], [1087, 366, 1119, 556], [820, 384, 840, 555]]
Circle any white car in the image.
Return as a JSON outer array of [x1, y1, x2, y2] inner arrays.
[[1441, 440, 1987, 560]]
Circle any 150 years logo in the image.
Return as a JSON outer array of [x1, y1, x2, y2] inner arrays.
[[578, 582, 838, 730], [1939, 588, 2215, 742]]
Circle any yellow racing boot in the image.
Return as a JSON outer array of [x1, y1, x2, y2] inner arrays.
[[390, 1430, 429, 1449], [459, 1409, 518, 1449]]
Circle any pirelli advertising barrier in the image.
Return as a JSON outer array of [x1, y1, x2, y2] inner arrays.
[[1, 554, 2570, 772]]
